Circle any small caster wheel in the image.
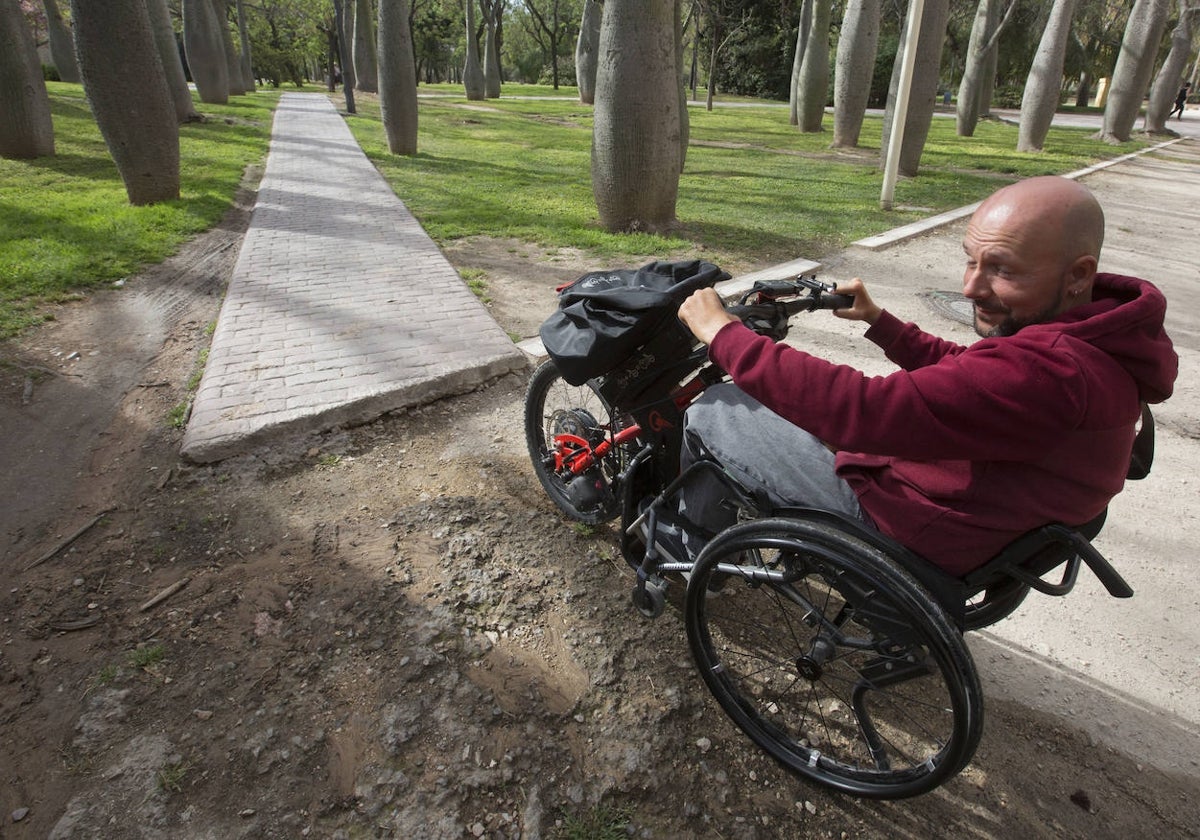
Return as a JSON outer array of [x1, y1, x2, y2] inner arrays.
[[632, 578, 667, 619]]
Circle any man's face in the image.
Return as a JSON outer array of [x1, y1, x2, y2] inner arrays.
[[961, 207, 1071, 338]]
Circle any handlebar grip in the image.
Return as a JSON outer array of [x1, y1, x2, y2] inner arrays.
[[816, 293, 855, 310]]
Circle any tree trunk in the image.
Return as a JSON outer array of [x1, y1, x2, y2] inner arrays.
[[1076, 69, 1092, 107], [354, 0, 378, 92], [213, 0, 245, 96], [0, 0, 56, 158], [832, 0, 880, 148], [1017, 0, 1079, 152], [43, 0, 81, 83], [795, 0, 832, 131], [1101, 0, 1171, 142], [880, 0, 950, 177], [379, 0, 417, 154], [183, 0, 228, 104], [789, 0, 812, 126], [978, 30, 998, 116], [482, 1, 501, 98], [71, 0, 179, 204], [957, 0, 1013, 136], [706, 17, 718, 111], [145, 0, 200, 122], [675, 0, 688, 170], [1144, 4, 1198, 131], [236, 0, 255, 90], [592, 0, 681, 233], [334, 0, 357, 112], [463, 0, 485, 100], [575, 0, 601, 104]]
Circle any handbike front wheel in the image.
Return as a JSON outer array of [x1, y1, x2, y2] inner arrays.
[[524, 360, 625, 524], [684, 517, 983, 799]]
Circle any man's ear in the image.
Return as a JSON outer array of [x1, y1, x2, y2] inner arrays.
[[1065, 254, 1097, 297]]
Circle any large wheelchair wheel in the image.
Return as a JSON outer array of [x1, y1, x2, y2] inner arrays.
[[524, 360, 626, 524], [684, 517, 984, 799]]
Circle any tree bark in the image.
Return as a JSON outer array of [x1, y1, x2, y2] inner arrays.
[[334, 0, 357, 112], [236, 0, 255, 90], [463, 0, 485, 100], [789, 0, 812, 126], [43, 0, 81, 83], [183, 0, 228, 104], [1017, 0, 1079, 152], [977, 28, 998, 116], [354, 0, 378, 91], [795, 0, 831, 131], [956, 0, 1015, 136], [832, 0, 880, 148], [482, 0, 501, 98], [675, 0, 688, 170], [378, 0, 418, 154], [213, 0, 245, 96], [880, 0, 950, 177], [1101, 0, 1171, 142], [575, 0, 601, 104], [0, 0, 56, 158], [71, 0, 179, 204], [592, 0, 681, 232], [1144, 3, 1198, 131], [145, 0, 200, 122]]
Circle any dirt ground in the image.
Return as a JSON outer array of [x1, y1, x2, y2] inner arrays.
[[2, 177, 1199, 840]]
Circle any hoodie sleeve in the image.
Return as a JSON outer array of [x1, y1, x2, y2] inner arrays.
[[864, 311, 969, 370], [706, 319, 1098, 461]]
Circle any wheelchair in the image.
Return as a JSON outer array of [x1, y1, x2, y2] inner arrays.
[[674, 403, 1153, 799], [527, 264, 1156, 799]]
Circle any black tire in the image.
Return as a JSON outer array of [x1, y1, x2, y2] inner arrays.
[[684, 517, 984, 799], [524, 360, 625, 524], [962, 578, 1030, 631]]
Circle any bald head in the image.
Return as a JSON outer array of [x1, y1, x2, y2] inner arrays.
[[974, 176, 1105, 269], [961, 177, 1106, 337]]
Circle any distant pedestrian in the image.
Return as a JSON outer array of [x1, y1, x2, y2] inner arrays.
[[1171, 81, 1191, 119]]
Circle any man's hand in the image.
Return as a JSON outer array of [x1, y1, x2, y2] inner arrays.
[[678, 288, 740, 346], [831, 278, 883, 325]]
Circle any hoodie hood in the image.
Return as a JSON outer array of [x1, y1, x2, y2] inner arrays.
[[1039, 273, 1177, 404]]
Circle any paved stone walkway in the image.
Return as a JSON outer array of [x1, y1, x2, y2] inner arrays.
[[181, 93, 527, 463]]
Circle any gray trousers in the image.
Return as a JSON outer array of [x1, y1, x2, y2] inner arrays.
[[679, 383, 867, 540]]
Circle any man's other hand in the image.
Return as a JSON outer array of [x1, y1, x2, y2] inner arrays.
[[832, 278, 883, 325], [679, 288, 740, 346]]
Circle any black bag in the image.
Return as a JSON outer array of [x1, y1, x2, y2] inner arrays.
[[539, 260, 731, 386]]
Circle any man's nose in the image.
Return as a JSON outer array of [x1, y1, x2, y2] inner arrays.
[[962, 266, 988, 299]]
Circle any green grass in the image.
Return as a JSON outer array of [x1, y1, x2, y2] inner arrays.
[[156, 759, 190, 794], [128, 643, 166, 669], [344, 84, 1147, 269], [0, 82, 283, 338], [554, 805, 632, 840]]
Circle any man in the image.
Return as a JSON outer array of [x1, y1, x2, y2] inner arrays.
[[675, 176, 1178, 576], [1171, 81, 1191, 120]]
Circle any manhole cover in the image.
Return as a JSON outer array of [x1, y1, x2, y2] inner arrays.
[[921, 290, 974, 326]]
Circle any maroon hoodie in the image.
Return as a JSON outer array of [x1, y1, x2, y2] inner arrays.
[[707, 273, 1178, 576]]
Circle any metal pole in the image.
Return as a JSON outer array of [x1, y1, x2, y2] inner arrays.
[[881, 0, 925, 210]]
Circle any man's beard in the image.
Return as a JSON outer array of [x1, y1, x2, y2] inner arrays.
[[973, 292, 1066, 338]]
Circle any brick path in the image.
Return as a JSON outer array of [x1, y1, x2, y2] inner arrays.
[[181, 93, 527, 463]]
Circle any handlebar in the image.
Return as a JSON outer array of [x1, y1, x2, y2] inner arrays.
[[725, 275, 854, 341]]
